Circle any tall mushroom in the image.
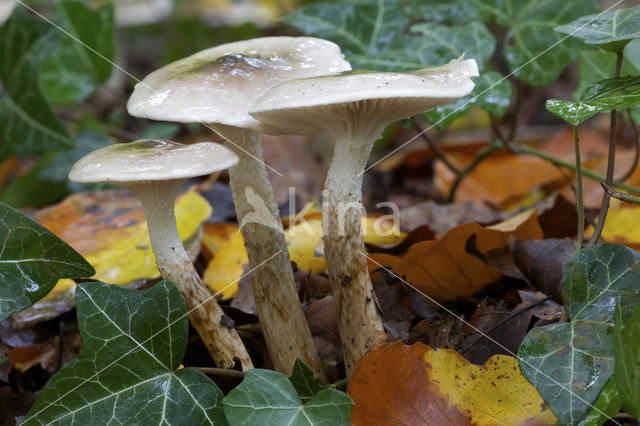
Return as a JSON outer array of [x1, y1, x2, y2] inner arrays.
[[69, 139, 253, 370], [250, 58, 479, 376], [127, 37, 350, 378]]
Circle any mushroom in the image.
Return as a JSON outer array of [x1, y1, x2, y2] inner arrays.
[[250, 58, 479, 376], [127, 37, 350, 379], [69, 139, 253, 370]]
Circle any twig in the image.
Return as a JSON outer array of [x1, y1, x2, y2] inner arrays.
[[447, 141, 502, 202], [619, 111, 640, 181], [327, 378, 348, 389], [601, 182, 640, 204], [574, 127, 585, 251], [587, 49, 625, 247], [54, 320, 65, 374], [460, 296, 552, 355], [414, 122, 461, 174], [188, 366, 245, 379], [489, 113, 507, 146]]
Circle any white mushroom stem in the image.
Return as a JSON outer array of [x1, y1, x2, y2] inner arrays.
[[214, 124, 326, 379], [127, 180, 253, 370], [322, 136, 387, 377]]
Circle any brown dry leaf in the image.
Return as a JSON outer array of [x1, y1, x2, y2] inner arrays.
[[368, 210, 543, 302], [435, 151, 565, 209], [348, 342, 557, 426], [8, 343, 56, 373], [399, 200, 502, 235]]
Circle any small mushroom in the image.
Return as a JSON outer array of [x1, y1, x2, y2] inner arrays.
[[250, 58, 479, 376], [69, 139, 253, 370], [127, 37, 351, 379]]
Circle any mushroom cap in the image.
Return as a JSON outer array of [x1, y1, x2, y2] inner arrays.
[[69, 139, 239, 184], [250, 58, 479, 137], [127, 37, 351, 131]]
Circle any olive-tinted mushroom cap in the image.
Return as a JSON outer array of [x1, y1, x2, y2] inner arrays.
[[69, 139, 238, 184], [250, 58, 479, 136], [127, 37, 351, 131]]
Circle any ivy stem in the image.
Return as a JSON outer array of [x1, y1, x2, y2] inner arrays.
[[619, 111, 640, 181], [414, 122, 461, 174], [188, 367, 245, 379], [573, 126, 584, 252], [447, 141, 502, 202], [587, 49, 624, 247], [507, 79, 523, 142], [601, 182, 640, 204]]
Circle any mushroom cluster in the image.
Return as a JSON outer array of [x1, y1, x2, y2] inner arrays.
[[71, 36, 478, 378]]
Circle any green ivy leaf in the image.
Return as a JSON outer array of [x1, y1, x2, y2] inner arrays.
[[555, 5, 640, 52], [470, 0, 598, 86], [24, 281, 227, 425], [546, 76, 640, 126], [406, 0, 491, 23], [223, 369, 353, 425], [574, 40, 640, 99], [40, 0, 115, 105], [0, 203, 94, 321], [614, 303, 640, 418], [579, 378, 622, 426], [408, 21, 495, 70], [289, 359, 324, 402], [518, 244, 640, 425], [425, 71, 511, 128], [282, 0, 494, 71], [0, 9, 72, 160]]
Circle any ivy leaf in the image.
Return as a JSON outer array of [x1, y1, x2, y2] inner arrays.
[[518, 244, 640, 425], [282, 0, 494, 71], [0, 203, 94, 321], [407, 0, 491, 23], [614, 303, 640, 418], [574, 40, 640, 99], [425, 71, 511, 128], [470, 0, 598, 86], [289, 359, 324, 402], [24, 280, 227, 425], [555, 5, 640, 52], [408, 22, 495, 70], [223, 369, 353, 425], [40, 0, 115, 105], [579, 378, 622, 426], [0, 9, 72, 160], [546, 76, 640, 126]]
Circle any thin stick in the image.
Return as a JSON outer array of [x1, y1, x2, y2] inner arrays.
[[507, 79, 523, 142], [601, 182, 640, 204], [574, 127, 585, 251], [414, 122, 461, 174], [188, 366, 245, 379], [587, 49, 624, 247]]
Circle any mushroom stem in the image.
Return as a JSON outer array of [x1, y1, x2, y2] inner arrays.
[[127, 180, 253, 370], [214, 124, 326, 379], [322, 136, 386, 377]]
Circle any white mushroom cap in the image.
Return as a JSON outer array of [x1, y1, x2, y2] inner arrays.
[[69, 139, 238, 184], [250, 58, 479, 137], [127, 37, 352, 131]]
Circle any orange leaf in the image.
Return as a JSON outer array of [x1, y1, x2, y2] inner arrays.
[[368, 210, 542, 302], [348, 342, 556, 426]]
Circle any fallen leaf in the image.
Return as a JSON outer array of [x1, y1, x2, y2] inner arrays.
[[369, 210, 543, 302], [399, 200, 502, 235], [348, 342, 557, 425], [513, 238, 574, 303], [8, 343, 56, 373], [201, 222, 248, 300], [35, 189, 209, 288], [587, 205, 640, 251]]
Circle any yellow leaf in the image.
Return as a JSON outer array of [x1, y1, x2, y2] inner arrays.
[[587, 205, 640, 251], [349, 342, 556, 425], [36, 190, 211, 297], [202, 223, 248, 300]]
